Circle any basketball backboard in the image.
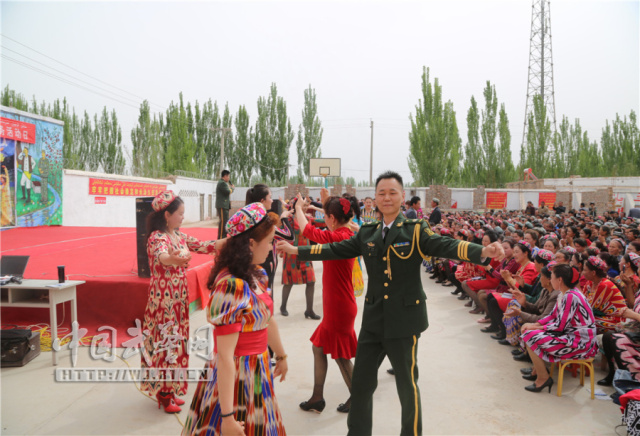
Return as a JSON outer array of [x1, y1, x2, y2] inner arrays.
[[309, 158, 341, 178]]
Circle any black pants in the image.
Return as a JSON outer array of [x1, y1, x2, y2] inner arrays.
[[217, 208, 229, 239], [486, 293, 506, 333], [347, 329, 422, 436]]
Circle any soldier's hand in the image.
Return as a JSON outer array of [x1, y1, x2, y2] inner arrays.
[[481, 241, 505, 261], [276, 240, 297, 256]]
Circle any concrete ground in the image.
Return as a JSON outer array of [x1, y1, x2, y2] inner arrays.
[[1, 260, 624, 435]]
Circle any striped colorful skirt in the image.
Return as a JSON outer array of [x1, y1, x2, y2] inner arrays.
[[182, 349, 286, 436]]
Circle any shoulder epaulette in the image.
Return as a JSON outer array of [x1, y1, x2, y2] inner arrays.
[[362, 221, 379, 227]]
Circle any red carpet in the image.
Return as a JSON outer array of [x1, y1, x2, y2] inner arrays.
[[1, 226, 217, 346]]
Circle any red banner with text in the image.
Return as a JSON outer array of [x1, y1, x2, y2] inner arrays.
[[0, 117, 36, 144], [89, 178, 167, 197], [539, 192, 556, 207], [486, 192, 507, 209]]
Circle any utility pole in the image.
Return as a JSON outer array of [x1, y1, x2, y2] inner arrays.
[[211, 127, 232, 177], [369, 119, 374, 186]]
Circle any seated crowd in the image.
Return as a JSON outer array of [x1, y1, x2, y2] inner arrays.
[[424, 202, 640, 394]]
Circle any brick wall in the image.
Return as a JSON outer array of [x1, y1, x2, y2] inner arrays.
[[473, 185, 486, 210]]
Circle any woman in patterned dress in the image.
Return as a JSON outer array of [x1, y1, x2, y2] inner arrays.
[[521, 264, 598, 393], [280, 198, 320, 319], [141, 191, 220, 413], [598, 253, 640, 386], [183, 203, 288, 436], [581, 255, 626, 334]]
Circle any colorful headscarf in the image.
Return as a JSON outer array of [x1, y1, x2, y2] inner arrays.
[[536, 249, 554, 262], [226, 202, 268, 237], [516, 240, 533, 253], [152, 190, 177, 212], [587, 256, 608, 273], [628, 252, 640, 270], [474, 230, 485, 239]]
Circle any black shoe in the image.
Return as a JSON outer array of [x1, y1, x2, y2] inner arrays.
[[387, 368, 395, 375], [491, 332, 506, 340], [429, 274, 438, 280], [520, 367, 533, 375], [458, 294, 469, 300], [524, 377, 554, 393], [513, 352, 533, 363], [443, 282, 455, 287], [481, 326, 498, 333], [522, 373, 537, 381], [304, 311, 321, 320], [280, 307, 289, 316], [498, 339, 511, 346], [435, 278, 445, 284], [299, 399, 326, 413], [451, 288, 462, 295], [337, 401, 350, 413], [512, 349, 524, 356], [597, 376, 613, 386]]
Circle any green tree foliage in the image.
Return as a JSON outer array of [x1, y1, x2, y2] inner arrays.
[[131, 100, 164, 178], [600, 111, 640, 177], [164, 93, 198, 174], [96, 107, 125, 174], [520, 94, 553, 178], [408, 67, 462, 186], [296, 85, 323, 179], [496, 103, 515, 186], [480, 83, 500, 187], [254, 83, 294, 184], [463, 96, 483, 186], [231, 105, 253, 185]]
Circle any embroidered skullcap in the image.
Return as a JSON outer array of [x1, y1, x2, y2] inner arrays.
[[516, 240, 533, 252], [440, 228, 451, 235], [525, 222, 534, 229], [507, 226, 516, 232], [152, 190, 177, 212], [629, 253, 640, 270], [587, 256, 608, 273], [563, 246, 577, 255], [546, 261, 558, 270], [226, 203, 268, 238], [536, 249, 554, 262], [611, 238, 626, 249], [474, 230, 484, 239]]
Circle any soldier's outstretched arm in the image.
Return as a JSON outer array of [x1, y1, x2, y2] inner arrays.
[[276, 233, 362, 261], [418, 222, 490, 265]]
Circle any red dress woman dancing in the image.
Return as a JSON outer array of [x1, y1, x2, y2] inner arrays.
[[279, 193, 358, 413]]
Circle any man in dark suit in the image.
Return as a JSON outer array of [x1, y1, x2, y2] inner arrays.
[[429, 197, 441, 226], [215, 169, 233, 238], [277, 171, 504, 435]]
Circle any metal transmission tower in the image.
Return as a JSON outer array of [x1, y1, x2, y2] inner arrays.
[[521, 0, 557, 156]]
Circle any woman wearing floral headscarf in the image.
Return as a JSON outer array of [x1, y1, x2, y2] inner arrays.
[[183, 203, 288, 435], [581, 256, 627, 334], [141, 190, 221, 413]]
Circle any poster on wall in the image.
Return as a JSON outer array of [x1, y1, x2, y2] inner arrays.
[[486, 192, 507, 209], [0, 111, 64, 227], [0, 138, 16, 226], [539, 192, 556, 207]]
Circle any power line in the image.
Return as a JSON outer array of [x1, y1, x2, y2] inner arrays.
[[1, 54, 142, 110], [1, 33, 166, 111], [1, 45, 148, 109]]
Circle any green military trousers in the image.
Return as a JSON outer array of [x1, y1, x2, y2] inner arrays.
[[347, 329, 422, 436], [217, 208, 229, 239]]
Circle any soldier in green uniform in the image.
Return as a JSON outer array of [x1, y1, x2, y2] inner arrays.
[[277, 171, 504, 436], [215, 169, 234, 239]]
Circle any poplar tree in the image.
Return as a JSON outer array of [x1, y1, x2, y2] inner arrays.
[[481, 82, 499, 187], [296, 85, 323, 180], [233, 105, 253, 185], [462, 96, 483, 186], [600, 111, 639, 176], [520, 94, 552, 178], [408, 67, 462, 186], [496, 103, 515, 186]]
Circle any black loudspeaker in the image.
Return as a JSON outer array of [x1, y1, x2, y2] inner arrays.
[[270, 199, 283, 216], [136, 197, 155, 278]]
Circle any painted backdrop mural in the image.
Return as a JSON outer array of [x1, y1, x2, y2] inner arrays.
[[0, 109, 64, 227]]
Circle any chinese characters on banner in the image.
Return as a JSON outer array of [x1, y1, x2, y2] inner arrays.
[[485, 192, 507, 209], [0, 117, 36, 144], [538, 192, 556, 207], [89, 178, 166, 197]]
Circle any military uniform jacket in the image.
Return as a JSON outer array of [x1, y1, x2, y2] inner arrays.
[[298, 213, 488, 339], [215, 179, 232, 209]]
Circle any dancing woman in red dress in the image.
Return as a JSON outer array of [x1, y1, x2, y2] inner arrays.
[[280, 192, 359, 414]]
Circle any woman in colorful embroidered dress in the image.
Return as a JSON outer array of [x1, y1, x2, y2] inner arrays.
[[598, 253, 640, 386], [280, 197, 320, 319], [520, 264, 597, 393], [280, 193, 358, 414], [183, 203, 288, 436], [141, 191, 219, 413], [581, 255, 626, 334]]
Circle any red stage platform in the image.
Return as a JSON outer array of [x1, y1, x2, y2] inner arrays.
[[1, 226, 217, 346]]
